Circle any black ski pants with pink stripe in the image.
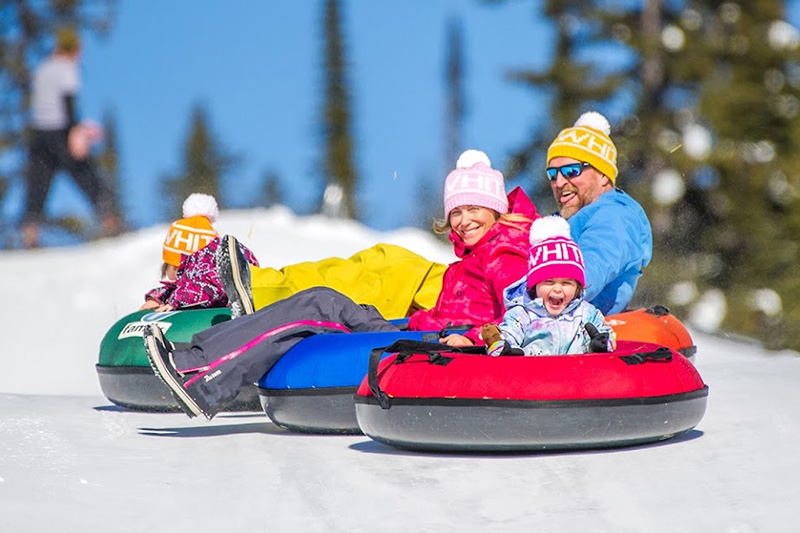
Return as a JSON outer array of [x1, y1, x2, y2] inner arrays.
[[172, 287, 399, 411]]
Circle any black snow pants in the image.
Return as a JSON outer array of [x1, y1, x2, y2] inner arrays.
[[173, 287, 400, 411], [23, 129, 114, 223]]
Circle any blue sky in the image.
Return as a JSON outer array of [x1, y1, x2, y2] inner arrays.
[[3, 0, 553, 233], [8, 1, 799, 238]]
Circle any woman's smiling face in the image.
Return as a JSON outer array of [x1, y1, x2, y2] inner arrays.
[[448, 205, 499, 247]]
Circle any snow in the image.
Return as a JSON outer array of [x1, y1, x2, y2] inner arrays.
[[651, 168, 685, 206], [1, 208, 799, 532], [682, 123, 712, 160], [769, 20, 800, 51]]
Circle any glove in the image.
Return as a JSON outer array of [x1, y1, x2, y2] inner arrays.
[[584, 322, 610, 353]]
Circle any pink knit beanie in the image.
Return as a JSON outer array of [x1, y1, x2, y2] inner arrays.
[[443, 150, 508, 218], [526, 215, 585, 291]]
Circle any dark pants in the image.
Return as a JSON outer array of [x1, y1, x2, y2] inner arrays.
[[23, 129, 113, 223], [173, 287, 400, 411]]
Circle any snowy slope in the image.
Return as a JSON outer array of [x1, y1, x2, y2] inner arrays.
[[1, 208, 799, 532]]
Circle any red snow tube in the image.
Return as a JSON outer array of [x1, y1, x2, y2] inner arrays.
[[355, 339, 708, 452]]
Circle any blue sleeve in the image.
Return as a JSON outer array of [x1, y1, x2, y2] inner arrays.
[[571, 203, 646, 304]]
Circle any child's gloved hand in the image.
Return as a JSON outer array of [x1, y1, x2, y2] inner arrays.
[[584, 323, 610, 353]]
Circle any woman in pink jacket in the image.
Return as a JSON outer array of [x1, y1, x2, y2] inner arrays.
[[410, 179, 536, 345], [143, 150, 539, 419]]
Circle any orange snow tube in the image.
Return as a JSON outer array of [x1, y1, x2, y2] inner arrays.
[[607, 305, 696, 360]]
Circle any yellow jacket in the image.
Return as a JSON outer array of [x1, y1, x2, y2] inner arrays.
[[251, 243, 447, 319]]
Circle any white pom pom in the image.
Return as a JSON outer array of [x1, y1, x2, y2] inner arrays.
[[182, 193, 219, 222], [574, 111, 611, 136], [456, 149, 492, 169], [529, 215, 572, 245]]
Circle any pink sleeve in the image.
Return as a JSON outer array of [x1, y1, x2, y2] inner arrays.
[[463, 325, 484, 345], [145, 285, 170, 304], [461, 247, 528, 345], [487, 246, 529, 311], [408, 308, 440, 331]]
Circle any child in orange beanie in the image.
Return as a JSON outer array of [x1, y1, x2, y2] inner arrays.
[[140, 194, 259, 312]]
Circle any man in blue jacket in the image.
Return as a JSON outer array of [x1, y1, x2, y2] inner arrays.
[[544, 111, 652, 315]]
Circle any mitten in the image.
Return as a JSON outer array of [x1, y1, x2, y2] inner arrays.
[[584, 323, 610, 353]]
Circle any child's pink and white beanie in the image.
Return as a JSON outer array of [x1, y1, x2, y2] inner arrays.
[[526, 215, 585, 291]]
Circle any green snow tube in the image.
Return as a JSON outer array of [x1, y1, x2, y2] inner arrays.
[[96, 308, 260, 412]]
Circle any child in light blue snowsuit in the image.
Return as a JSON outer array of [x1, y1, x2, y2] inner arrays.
[[485, 215, 615, 356]]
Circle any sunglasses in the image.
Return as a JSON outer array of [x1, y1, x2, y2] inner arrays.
[[546, 162, 592, 181]]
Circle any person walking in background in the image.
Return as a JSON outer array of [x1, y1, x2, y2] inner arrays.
[[21, 27, 120, 248], [544, 111, 653, 315]]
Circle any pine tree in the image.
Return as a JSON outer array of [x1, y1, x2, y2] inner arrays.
[[616, 1, 800, 347], [508, 0, 800, 349], [444, 15, 465, 171], [97, 110, 125, 227], [505, 0, 625, 211], [162, 105, 235, 219], [320, 0, 359, 220], [261, 170, 283, 208], [687, 1, 800, 348], [409, 14, 467, 233]]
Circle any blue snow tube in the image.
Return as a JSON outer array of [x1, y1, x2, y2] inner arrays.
[[257, 319, 443, 434]]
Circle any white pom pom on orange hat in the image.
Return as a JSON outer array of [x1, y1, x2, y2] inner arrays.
[[162, 194, 220, 266]]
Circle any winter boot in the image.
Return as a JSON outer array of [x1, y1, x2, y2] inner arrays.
[[148, 322, 175, 352], [143, 325, 214, 419], [216, 235, 254, 318]]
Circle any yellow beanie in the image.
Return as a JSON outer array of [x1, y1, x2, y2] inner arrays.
[[546, 111, 618, 183], [162, 215, 218, 266]]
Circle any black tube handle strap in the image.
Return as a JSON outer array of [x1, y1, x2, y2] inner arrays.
[[366, 339, 482, 410], [620, 346, 673, 365], [367, 345, 393, 409]]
